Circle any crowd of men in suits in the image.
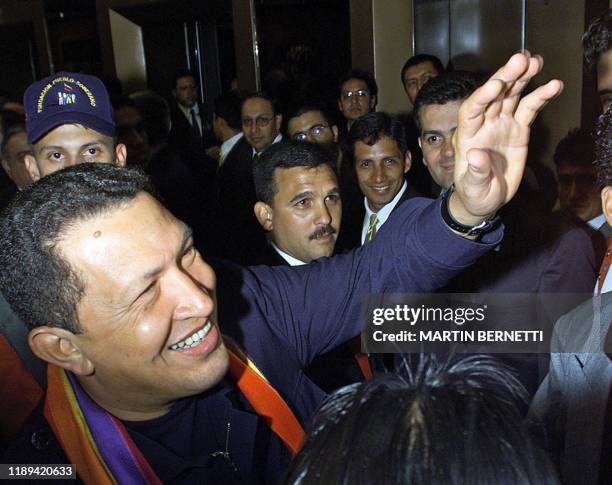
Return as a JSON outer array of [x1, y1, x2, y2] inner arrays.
[[0, 8, 610, 485]]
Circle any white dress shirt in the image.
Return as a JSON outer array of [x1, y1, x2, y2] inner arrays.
[[271, 243, 306, 266], [178, 103, 202, 134], [218, 132, 243, 168]]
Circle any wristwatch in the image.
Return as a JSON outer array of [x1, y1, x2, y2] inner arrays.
[[441, 184, 500, 237]]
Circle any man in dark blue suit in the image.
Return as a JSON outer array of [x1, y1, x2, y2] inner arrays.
[[0, 54, 564, 483]]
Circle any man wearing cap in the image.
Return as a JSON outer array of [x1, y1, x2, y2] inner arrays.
[[0, 71, 126, 448], [22, 72, 126, 182]]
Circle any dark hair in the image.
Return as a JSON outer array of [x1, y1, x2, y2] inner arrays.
[[111, 95, 137, 111], [253, 140, 337, 204], [346, 112, 408, 161], [595, 107, 612, 189], [413, 71, 478, 132], [173, 69, 196, 88], [0, 108, 24, 137], [0, 122, 27, 160], [0, 163, 154, 333], [283, 355, 559, 485], [130, 90, 172, 144], [400, 54, 445, 85], [553, 128, 595, 169], [213, 91, 243, 131], [286, 105, 336, 129], [583, 9, 612, 71], [241, 92, 278, 116], [338, 69, 378, 98]]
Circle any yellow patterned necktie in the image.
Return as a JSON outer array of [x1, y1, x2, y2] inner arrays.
[[364, 213, 379, 243]]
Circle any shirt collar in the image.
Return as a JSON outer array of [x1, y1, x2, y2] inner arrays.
[[364, 181, 407, 223], [252, 134, 282, 156], [271, 243, 306, 266], [178, 102, 199, 119], [587, 213, 606, 231]]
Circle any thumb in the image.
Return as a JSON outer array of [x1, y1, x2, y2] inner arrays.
[[462, 148, 492, 189]]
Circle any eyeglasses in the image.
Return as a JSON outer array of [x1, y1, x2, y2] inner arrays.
[[341, 89, 370, 101], [291, 124, 331, 141], [242, 116, 272, 128]]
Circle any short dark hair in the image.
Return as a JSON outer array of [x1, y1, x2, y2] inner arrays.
[[242, 92, 278, 116], [400, 54, 445, 85], [553, 128, 595, 169], [0, 163, 154, 333], [173, 69, 196, 88], [253, 140, 337, 205], [213, 91, 243, 131], [595, 107, 612, 189], [413, 71, 478, 133], [346, 112, 408, 161], [0, 122, 27, 160], [338, 69, 378, 98], [283, 355, 559, 485], [583, 9, 612, 71], [286, 105, 336, 128]]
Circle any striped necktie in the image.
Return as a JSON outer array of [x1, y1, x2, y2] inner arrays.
[[364, 214, 379, 243]]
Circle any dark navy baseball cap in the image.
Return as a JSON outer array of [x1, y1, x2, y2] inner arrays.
[[24, 72, 115, 144]]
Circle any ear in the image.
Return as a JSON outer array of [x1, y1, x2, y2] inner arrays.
[[115, 143, 127, 167], [275, 114, 283, 132], [172, 88, 177, 99], [29, 326, 94, 376], [403, 150, 412, 173], [370, 95, 377, 110], [254, 201, 274, 231], [602, 186, 612, 226], [23, 153, 41, 182], [331, 125, 339, 143], [1, 158, 11, 178]]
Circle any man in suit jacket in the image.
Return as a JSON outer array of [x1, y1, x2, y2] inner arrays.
[[530, 100, 612, 485], [252, 141, 363, 391], [252, 141, 341, 268], [168, 69, 216, 171], [338, 112, 419, 251], [215, 93, 282, 265]]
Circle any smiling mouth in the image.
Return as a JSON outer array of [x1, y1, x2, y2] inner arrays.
[[370, 185, 390, 192], [169, 321, 213, 350]]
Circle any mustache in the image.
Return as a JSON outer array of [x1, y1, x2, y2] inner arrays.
[[309, 225, 336, 240]]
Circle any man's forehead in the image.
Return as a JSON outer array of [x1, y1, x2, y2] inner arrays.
[[35, 123, 113, 148], [274, 165, 336, 191], [177, 76, 196, 86], [420, 101, 462, 128], [405, 61, 437, 78], [242, 98, 273, 116], [342, 78, 368, 91], [288, 111, 326, 130], [58, 194, 182, 269], [355, 136, 401, 159]]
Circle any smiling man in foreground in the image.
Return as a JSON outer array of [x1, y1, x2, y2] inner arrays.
[[0, 53, 562, 484]]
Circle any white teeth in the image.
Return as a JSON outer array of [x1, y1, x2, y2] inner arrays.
[[170, 321, 213, 350]]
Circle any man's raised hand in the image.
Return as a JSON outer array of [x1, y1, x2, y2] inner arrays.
[[448, 52, 563, 228]]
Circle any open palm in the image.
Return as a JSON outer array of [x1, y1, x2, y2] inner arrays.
[[450, 53, 564, 224]]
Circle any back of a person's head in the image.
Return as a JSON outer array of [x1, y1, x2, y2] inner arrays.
[[553, 128, 595, 169], [214, 90, 243, 131], [595, 106, 612, 189], [583, 9, 612, 71], [284, 355, 559, 485]]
